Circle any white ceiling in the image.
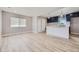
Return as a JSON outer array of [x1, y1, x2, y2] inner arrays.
[[0, 7, 63, 17], [49, 7, 79, 16], [0, 7, 79, 17]]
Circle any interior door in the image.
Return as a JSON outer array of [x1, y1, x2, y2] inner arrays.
[[41, 18, 46, 32], [37, 18, 42, 32]]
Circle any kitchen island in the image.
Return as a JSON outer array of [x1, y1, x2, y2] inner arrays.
[[46, 23, 70, 39]]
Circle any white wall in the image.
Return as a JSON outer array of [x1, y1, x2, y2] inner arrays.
[[0, 9, 2, 34], [0, 9, 2, 48], [32, 16, 38, 33]]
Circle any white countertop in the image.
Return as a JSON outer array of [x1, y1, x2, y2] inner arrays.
[[47, 22, 70, 28]]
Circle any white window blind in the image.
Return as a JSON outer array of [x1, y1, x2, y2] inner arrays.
[[20, 19, 26, 27], [11, 17, 26, 27], [11, 17, 19, 27]]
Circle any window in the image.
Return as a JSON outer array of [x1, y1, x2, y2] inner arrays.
[[20, 19, 26, 27], [11, 17, 26, 27]]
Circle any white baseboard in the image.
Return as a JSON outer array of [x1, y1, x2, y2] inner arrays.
[[2, 31, 32, 37]]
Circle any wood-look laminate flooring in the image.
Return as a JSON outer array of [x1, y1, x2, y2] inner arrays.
[[0, 33, 79, 52]]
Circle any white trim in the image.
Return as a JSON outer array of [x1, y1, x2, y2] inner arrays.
[[2, 31, 32, 37]]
